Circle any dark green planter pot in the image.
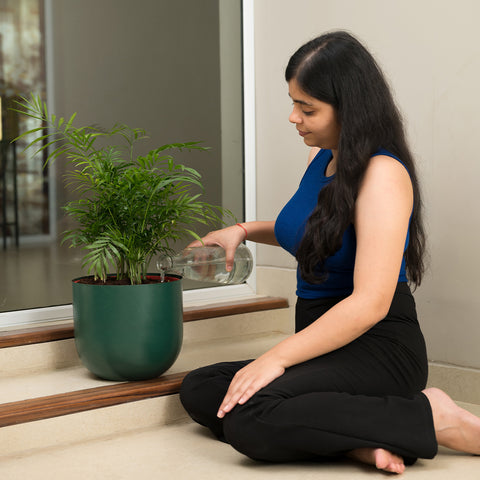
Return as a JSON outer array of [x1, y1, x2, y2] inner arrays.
[[72, 274, 183, 381]]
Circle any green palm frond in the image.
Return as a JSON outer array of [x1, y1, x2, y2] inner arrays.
[[13, 94, 233, 284]]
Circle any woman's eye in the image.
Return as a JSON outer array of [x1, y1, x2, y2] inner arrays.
[[302, 110, 314, 116]]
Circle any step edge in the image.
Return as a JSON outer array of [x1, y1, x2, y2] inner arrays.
[[0, 296, 289, 349], [0, 371, 188, 428]]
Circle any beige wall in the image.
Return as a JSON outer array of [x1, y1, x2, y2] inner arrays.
[[253, 0, 480, 369]]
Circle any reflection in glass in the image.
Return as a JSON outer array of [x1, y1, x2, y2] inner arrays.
[[0, 0, 48, 236], [0, 0, 244, 314]]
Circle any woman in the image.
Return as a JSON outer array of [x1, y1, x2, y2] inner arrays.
[[180, 31, 480, 474]]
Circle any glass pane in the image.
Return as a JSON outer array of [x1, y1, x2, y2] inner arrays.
[[0, 0, 244, 313], [0, 0, 47, 236]]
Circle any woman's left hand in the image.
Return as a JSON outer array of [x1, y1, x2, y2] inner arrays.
[[217, 355, 285, 418]]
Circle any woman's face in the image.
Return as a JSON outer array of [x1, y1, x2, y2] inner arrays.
[[288, 79, 340, 150]]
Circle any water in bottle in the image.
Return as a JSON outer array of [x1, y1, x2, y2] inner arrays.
[[156, 244, 253, 285]]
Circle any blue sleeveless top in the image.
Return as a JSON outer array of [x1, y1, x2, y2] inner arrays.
[[274, 148, 409, 299]]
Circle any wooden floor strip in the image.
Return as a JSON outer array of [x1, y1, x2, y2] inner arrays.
[[0, 324, 74, 348], [0, 371, 188, 428], [0, 296, 288, 349], [184, 296, 288, 322]]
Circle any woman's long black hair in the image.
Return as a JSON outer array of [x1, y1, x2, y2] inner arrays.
[[286, 31, 426, 287]]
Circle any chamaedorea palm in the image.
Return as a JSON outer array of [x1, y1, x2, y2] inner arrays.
[[14, 94, 228, 284]]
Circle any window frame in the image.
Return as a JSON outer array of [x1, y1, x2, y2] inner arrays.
[[0, 0, 256, 329]]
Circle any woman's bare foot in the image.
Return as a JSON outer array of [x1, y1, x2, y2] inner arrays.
[[423, 387, 480, 454], [348, 447, 405, 474]]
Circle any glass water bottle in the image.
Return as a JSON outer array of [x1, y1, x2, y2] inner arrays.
[[156, 244, 253, 285]]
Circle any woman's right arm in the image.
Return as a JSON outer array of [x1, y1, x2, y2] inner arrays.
[[189, 221, 278, 271], [235, 221, 279, 246]]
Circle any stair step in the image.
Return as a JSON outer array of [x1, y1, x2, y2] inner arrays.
[[0, 371, 187, 428], [0, 295, 291, 454], [0, 331, 289, 457], [0, 296, 291, 378], [0, 330, 288, 425], [0, 296, 289, 348]]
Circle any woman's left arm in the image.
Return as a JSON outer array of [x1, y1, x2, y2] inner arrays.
[[217, 155, 413, 418]]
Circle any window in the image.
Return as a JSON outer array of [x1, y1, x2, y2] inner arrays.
[[0, 0, 255, 327]]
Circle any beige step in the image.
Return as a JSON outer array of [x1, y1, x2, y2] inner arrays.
[[0, 296, 292, 378], [0, 296, 292, 457], [0, 330, 289, 457]]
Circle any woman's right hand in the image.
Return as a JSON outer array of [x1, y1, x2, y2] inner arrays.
[[187, 224, 247, 272]]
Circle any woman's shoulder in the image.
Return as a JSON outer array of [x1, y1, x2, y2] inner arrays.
[[361, 154, 413, 205], [368, 149, 410, 178]]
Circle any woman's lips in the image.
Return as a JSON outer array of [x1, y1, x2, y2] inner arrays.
[[298, 130, 309, 137]]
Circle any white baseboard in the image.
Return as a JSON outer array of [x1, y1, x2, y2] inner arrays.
[[427, 362, 480, 404]]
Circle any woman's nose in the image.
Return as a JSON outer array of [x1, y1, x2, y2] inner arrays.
[[289, 109, 301, 124]]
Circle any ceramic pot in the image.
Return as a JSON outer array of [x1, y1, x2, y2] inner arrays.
[[72, 274, 183, 381]]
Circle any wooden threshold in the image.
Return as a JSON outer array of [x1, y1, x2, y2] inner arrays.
[[0, 296, 289, 349], [0, 371, 188, 428]]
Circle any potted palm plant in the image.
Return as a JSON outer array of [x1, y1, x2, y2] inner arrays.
[[14, 94, 229, 381]]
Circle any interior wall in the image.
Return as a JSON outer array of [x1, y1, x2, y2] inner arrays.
[[253, 0, 480, 368]]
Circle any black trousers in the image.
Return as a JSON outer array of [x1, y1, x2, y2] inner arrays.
[[180, 283, 438, 464]]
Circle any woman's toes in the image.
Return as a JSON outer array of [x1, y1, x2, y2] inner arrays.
[[374, 448, 405, 474], [348, 447, 405, 474]]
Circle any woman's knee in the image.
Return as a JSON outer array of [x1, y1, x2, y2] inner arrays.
[[180, 363, 247, 420], [181, 361, 251, 409], [222, 406, 265, 460], [179, 369, 202, 408], [222, 401, 287, 462]]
